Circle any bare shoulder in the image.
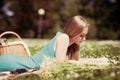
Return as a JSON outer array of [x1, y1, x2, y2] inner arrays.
[[54, 33, 69, 51], [57, 33, 69, 42]]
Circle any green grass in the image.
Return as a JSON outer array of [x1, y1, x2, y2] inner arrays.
[[13, 39, 120, 80]]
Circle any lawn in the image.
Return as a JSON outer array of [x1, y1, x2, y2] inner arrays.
[[12, 39, 120, 80]]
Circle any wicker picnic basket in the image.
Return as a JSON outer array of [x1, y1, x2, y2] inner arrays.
[[0, 31, 31, 57]]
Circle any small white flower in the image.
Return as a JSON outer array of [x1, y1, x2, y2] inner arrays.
[[110, 72, 116, 77], [74, 73, 80, 78], [66, 74, 71, 79], [55, 77, 59, 80], [70, 70, 74, 74]]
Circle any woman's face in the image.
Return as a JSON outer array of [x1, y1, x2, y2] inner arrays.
[[71, 27, 88, 45]]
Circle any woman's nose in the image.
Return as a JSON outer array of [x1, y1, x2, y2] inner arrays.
[[83, 37, 86, 41]]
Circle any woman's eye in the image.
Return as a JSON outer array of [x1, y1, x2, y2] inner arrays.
[[80, 35, 84, 37], [80, 34, 85, 38]]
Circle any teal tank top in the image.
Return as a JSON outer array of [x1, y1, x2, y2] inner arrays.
[[0, 32, 61, 72], [31, 32, 62, 66]]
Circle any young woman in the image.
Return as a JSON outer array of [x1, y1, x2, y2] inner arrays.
[[0, 15, 89, 72]]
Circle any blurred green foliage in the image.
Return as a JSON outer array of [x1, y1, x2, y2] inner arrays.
[[0, 0, 120, 39]]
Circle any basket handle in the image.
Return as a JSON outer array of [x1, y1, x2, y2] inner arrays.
[[0, 31, 22, 41]]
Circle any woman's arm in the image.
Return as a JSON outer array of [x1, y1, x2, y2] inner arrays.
[[55, 33, 69, 62]]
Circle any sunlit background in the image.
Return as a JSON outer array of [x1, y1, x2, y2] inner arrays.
[[0, 0, 119, 40]]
